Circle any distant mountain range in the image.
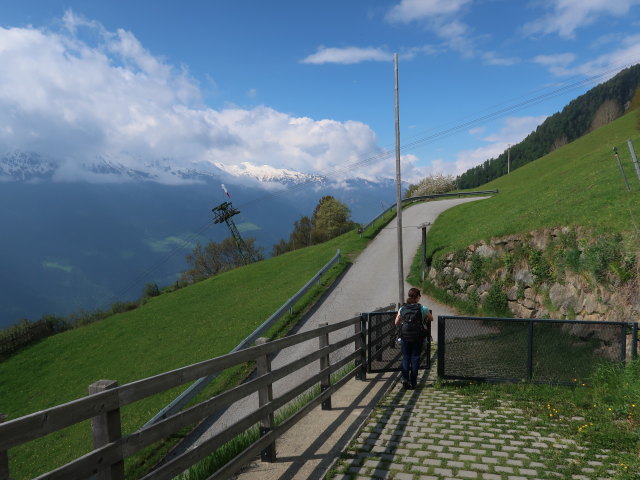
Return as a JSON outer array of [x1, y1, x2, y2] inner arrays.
[[0, 150, 327, 185], [0, 153, 398, 327]]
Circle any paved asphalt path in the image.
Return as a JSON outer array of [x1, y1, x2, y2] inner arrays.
[[171, 197, 487, 458]]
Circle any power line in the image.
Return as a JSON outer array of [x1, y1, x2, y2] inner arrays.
[[236, 60, 638, 210]]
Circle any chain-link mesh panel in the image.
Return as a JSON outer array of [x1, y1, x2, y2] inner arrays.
[[532, 321, 625, 384], [441, 318, 529, 381], [367, 312, 431, 372], [367, 312, 401, 372], [440, 317, 630, 384]]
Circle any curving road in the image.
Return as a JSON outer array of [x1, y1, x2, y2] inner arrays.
[[171, 196, 487, 458]]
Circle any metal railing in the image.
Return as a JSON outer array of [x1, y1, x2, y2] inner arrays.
[[437, 315, 639, 385], [360, 190, 498, 232], [145, 249, 342, 427]]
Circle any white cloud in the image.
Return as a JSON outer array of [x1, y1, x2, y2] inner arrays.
[[205, 108, 382, 179], [303, 44, 441, 66], [482, 51, 519, 66], [533, 53, 577, 76], [534, 35, 640, 77], [0, 13, 389, 184], [524, 0, 640, 38], [301, 46, 392, 64], [454, 115, 547, 174], [401, 44, 441, 60], [386, 0, 473, 23], [400, 153, 432, 183], [386, 0, 481, 59]]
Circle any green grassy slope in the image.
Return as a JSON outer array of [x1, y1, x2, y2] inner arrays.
[[427, 111, 640, 259], [0, 229, 371, 479]]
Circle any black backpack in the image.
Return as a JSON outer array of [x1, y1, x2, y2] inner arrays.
[[399, 303, 425, 342]]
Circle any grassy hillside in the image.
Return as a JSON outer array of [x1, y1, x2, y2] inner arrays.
[[427, 111, 640, 260], [0, 227, 376, 479]]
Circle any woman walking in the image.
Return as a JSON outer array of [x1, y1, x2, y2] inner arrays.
[[394, 287, 433, 389]]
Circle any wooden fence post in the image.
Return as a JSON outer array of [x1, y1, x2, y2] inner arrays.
[[255, 338, 276, 462], [0, 414, 12, 480], [88, 380, 124, 480], [319, 323, 332, 410]]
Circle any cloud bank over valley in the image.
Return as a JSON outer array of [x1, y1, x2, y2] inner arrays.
[[0, 11, 429, 185]]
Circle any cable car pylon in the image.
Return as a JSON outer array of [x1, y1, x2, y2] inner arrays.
[[211, 184, 254, 265]]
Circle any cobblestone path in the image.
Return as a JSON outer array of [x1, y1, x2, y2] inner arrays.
[[331, 372, 623, 480]]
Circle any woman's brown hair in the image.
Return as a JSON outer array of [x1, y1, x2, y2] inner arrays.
[[406, 287, 421, 304]]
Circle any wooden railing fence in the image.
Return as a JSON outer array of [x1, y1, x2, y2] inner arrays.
[[0, 316, 367, 480]]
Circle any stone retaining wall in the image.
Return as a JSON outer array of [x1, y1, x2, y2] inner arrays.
[[428, 227, 639, 323]]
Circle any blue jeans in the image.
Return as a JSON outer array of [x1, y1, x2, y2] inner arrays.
[[401, 339, 422, 386]]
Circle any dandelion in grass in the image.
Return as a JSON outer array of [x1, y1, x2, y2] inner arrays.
[[577, 423, 593, 433]]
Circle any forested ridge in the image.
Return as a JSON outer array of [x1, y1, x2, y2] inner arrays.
[[457, 64, 640, 189]]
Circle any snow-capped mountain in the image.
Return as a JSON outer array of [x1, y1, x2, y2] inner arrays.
[[1, 151, 331, 187], [0, 152, 57, 181], [213, 161, 325, 185]]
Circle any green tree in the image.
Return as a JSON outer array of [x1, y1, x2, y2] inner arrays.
[[289, 216, 313, 250], [629, 87, 640, 131], [181, 236, 263, 283], [311, 196, 355, 243], [272, 196, 356, 255], [271, 239, 289, 257]]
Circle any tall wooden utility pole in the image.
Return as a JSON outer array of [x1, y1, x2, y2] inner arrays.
[[394, 53, 404, 306]]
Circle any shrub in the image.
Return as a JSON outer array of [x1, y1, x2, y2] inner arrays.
[[565, 248, 581, 272], [529, 249, 553, 284], [483, 282, 510, 316], [144, 282, 161, 298], [471, 253, 485, 283], [404, 174, 456, 198], [504, 252, 514, 272], [110, 301, 138, 315], [583, 233, 623, 283]]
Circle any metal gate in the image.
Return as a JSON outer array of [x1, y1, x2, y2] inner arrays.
[[437, 316, 639, 385], [364, 311, 432, 373]]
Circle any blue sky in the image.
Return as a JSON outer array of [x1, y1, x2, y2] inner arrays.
[[1, 0, 640, 184]]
